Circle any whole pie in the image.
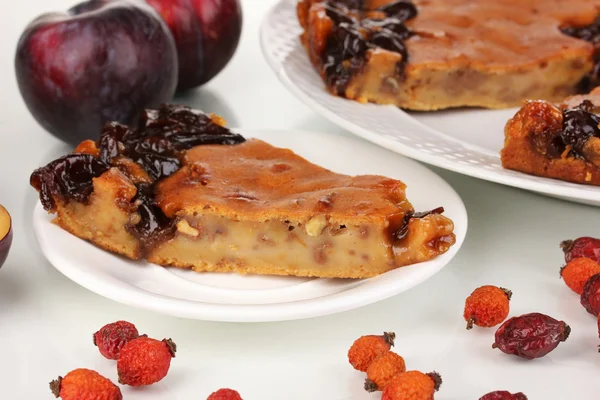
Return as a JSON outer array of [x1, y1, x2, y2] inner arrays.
[[501, 87, 600, 186], [31, 105, 456, 279], [297, 0, 600, 110]]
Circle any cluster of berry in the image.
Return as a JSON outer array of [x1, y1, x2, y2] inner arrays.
[[49, 320, 242, 400], [559, 237, 600, 344]]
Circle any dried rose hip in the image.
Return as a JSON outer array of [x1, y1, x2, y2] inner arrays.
[[561, 237, 600, 263], [479, 391, 527, 400], [581, 273, 600, 316], [464, 285, 511, 329], [492, 313, 570, 359], [560, 258, 600, 295]]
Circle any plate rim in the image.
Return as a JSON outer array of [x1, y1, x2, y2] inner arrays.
[[32, 129, 468, 322], [259, 0, 600, 205]]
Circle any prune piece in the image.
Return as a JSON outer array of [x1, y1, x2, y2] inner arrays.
[[98, 122, 133, 164], [30, 154, 109, 211], [127, 184, 175, 251], [378, 0, 417, 22], [561, 104, 600, 153], [370, 31, 408, 57], [561, 19, 600, 42], [132, 152, 181, 181], [323, 24, 368, 94], [324, 4, 354, 25], [363, 17, 412, 40], [532, 128, 565, 158]]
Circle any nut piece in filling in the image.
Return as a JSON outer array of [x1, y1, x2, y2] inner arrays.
[[298, 0, 600, 111], [31, 104, 455, 279], [501, 87, 600, 186]]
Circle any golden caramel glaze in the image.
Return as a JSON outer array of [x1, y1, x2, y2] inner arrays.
[[155, 139, 414, 224], [298, 0, 600, 110], [501, 87, 600, 185]]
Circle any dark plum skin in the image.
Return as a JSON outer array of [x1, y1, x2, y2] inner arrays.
[[15, 0, 178, 145], [146, 0, 242, 90]]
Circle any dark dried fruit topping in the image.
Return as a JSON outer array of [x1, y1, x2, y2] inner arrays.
[[31, 154, 110, 212], [561, 104, 600, 154], [562, 19, 600, 92], [31, 104, 245, 252], [322, 0, 417, 94]]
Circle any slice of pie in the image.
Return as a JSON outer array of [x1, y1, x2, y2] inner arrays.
[[297, 0, 600, 110], [501, 87, 600, 185], [30, 105, 456, 279]]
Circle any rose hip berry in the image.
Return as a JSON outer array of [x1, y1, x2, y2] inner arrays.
[[348, 331, 395, 372], [479, 391, 528, 400], [581, 273, 600, 316], [207, 388, 243, 400], [50, 368, 122, 400], [364, 351, 406, 392], [93, 320, 142, 360], [492, 313, 570, 359], [560, 258, 600, 295], [117, 337, 176, 386], [382, 371, 442, 400], [464, 285, 512, 329], [561, 236, 600, 263]]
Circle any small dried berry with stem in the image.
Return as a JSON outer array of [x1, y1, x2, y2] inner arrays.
[[561, 236, 600, 263], [93, 320, 142, 360], [581, 273, 600, 316], [560, 258, 600, 295], [382, 371, 442, 400], [348, 331, 395, 372], [207, 388, 243, 400], [479, 391, 528, 400], [50, 368, 122, 400], [364, 351, 406, 392], [492, 313, 570, 359], [464, 285, 512, 329], [117, 337, 176, 386]]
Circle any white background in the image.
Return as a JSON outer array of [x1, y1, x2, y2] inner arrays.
[[2, 0, 600, 398]]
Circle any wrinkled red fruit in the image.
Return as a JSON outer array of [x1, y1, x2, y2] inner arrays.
[[492, 313, 570, 359], [561, 237, 600, 263], [15, 0, 178, 144], [207, 388, 243, 400], [93, 321, 141, 360], [581, 273, 600, 316], [146, 0, 242, 90], [479, 391, 528, 400]]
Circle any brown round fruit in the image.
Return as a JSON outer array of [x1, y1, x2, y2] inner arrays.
[[0, 205, 13, 269]]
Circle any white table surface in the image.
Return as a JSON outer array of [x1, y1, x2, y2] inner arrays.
[[2, 1, 600, 399]]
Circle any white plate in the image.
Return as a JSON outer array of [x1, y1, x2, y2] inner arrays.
[[260, 0, 600, 206], [32, 129, 467, 322]]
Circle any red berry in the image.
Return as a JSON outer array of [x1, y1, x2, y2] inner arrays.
[[50, 368, 122, 400], [117, 337, 176, 386], [464, 285, 512, 329], [561, 237, 600, 263], [479, 391, 528, 400], [93, 321, 141, 360], [560, 258, 600, 295], [492, 313, 570, 359], [581, 273, 600, 316], [207, 388, 243, 400], [347, 332, 395, 372]]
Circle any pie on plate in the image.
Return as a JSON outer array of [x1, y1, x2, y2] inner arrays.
[[501, 87, 600, 186], [30, 105, 456, 279], [297, 0, 600, 110]]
